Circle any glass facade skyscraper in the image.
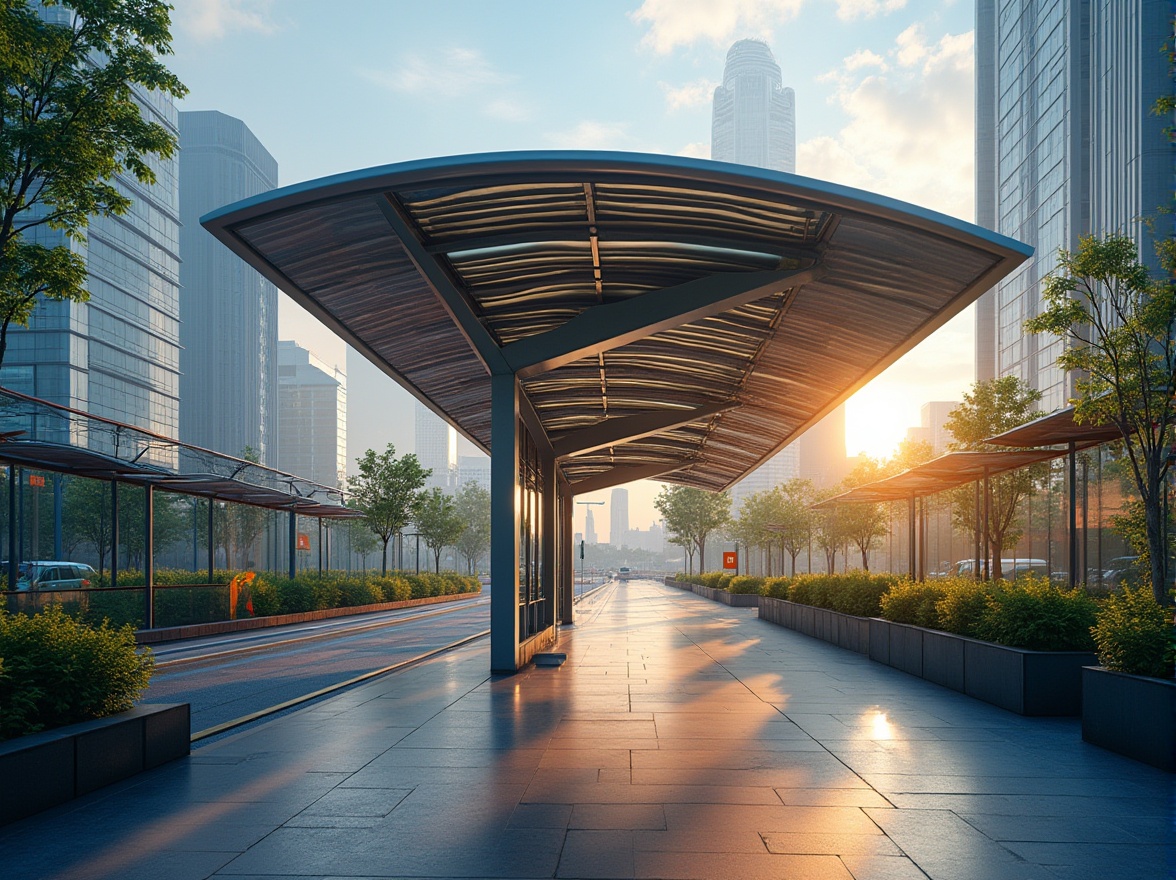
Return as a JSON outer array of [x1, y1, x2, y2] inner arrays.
[[975, 0, 1172, 408], [179, 110, 279, 465], [277, 341, 347, 488], [711, 40, 796, 173], [0, 45, 181, 468]]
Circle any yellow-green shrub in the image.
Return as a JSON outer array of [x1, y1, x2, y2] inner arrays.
[[1090, 586, 1173, 677], [879, 579, 946, 628], [974, 576, 1097, 651], [0, 605, 153, 740]]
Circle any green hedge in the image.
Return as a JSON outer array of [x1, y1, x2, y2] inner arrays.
[[766, 572, 898, 617], [727, 575, 765, 595], [1090, 586, 1174, 677], [878, 575, 1097, 651], [0, 605, 153, 741]]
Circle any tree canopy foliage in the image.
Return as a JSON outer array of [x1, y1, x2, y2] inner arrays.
[[453, 481, 490, 575], [1026, 235, 1176, 602], [0, 0, 187, 368], [654, 485, 730, 574], [415, 487, 466, 573], [945, 377, 1043, 580], [348, 445, 430, 574]]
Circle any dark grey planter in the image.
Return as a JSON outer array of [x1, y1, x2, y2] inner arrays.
[[758, 597, 871, 656], [962, 640, 1095, 716], [1082, 667, 1176, 772], [0, 703, 190, 826]]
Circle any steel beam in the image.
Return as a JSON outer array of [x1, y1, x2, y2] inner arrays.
[[569, 461, 688, 496], [559, 487, 574, 625], [373, 196, 510, 375], [144, 485, 154, 629], [552, 402, 736, 460], [502, 266, 824, 378]]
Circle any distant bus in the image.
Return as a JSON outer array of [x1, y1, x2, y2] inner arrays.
[[617, 567, 632, 580]]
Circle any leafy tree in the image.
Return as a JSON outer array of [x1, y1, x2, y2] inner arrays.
[[345, 515, 379, 571], [728, 491, 773, 575], [453, 481, 490, 574], [654, 484, 730, 573], [1026, 235, 1176, 603], [63, 476, 113, 573], [0, 0, 186, 368], [766, 478, 814, 575], [838, 458, 889, 571], [945, 377, 1043, 581], [348, 445, 430, 574], [415, 488, 465, 573], [218, 447, 266, 568]]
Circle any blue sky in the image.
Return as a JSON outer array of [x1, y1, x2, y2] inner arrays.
[[166, 0, 979, 534]]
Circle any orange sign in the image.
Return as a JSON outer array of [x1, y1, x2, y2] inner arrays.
[[722, 551, 738, 570], [296, 533, 311, 551], [28, 474, 45, 487]]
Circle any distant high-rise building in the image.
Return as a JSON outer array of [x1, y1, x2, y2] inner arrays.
[[712, 39, 846, 492], [711, 39, 796, 173], [276, 341, 347, 488], [1, 4, 181, 467], [179, 110, 279, 464], [415, 401, 456, 491], [975, 0, 1172, 408], [584, 507, 598, 545], [457, 453, 491, 490], [610, 487, 629, 545]]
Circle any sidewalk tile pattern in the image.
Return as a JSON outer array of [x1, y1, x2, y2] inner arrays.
[[0, 579, 1171, 879]]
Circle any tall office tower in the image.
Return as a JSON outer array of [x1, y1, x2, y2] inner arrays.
[[0, 6, 181, 466], [179, 111, 279, 464], [584, 507, 598, 545], [610, 487, 630, 546], [975, 0, 1172, 408], [276, 341, 347, 488], [415, 401, 456, 491], [713, 39, 846, 490], [711, 39, 796, 173]]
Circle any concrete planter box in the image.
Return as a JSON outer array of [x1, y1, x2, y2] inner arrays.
[[760, 597, 870, 656], [0, 703, 189, 826], [664, 579, 760, 607], [1082, 667, 1176, 771], [760, 600, 1094, 716]]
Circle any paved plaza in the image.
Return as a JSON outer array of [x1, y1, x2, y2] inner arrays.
[[1, 579, 1171, 879]]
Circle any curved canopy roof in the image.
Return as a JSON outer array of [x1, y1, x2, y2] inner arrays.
[[204, 152, 1030, 493]]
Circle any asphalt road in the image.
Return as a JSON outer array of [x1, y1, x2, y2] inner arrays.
[[143, 594, 491, 736]]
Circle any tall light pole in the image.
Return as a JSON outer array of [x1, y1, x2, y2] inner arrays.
[[575, 500, 604, 601]]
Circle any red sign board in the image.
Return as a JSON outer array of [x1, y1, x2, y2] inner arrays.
[[296, 533, 311, 551], [722, 551, 738, 570], [28, 474, 45, 487]]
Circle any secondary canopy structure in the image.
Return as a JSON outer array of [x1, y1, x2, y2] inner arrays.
[[204, 151, 1031, 671]]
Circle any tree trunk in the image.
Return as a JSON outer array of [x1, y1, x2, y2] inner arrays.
[[789, 549, 797, 577], [381, 537, 390, 575], [1145, 492, 1168, 604], [697, 538, 706, 573], [434, 548, 441, 572], [860, 545, 869, 571]]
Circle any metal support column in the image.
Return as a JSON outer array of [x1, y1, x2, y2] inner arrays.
[[982, 468, 991, 580], [540, 451, 556, 634], [207, 500, 214, 583], [110, 480, 119, 589], [973, 480, 982, 580], [53, 476, 63, 560], [490, 372, 521, 673], [559, 488, 574, 625], [144, 485, 154, 630], [907, 493, 916, 579], [318, 518, 323, 574], [7, 465, 17, 588], [288, 509, 297, 578], [918, 496, 926, 582], [1068, 441, 1077, 589]]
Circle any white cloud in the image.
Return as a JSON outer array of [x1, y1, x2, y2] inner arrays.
[[631, 0, 804, 54], [360, 48, 511, 98], [676, 141, 711, 159], [176, 0, 276, 41], [798, 27, 975, 221], [543, 121, 636, 151], [843, 48, 888, 72], [833, 0, 908, 22], [660, 78, 718, 111]]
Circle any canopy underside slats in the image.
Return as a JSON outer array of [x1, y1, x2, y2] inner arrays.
[[207, 153, 1029, 494]]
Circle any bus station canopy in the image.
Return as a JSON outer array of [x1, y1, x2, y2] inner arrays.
[[985, 407, 1124, 448], [204, 152, 1031, 495]]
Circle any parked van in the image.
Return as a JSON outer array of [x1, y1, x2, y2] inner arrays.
[[947, 558, 1048, 579]]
